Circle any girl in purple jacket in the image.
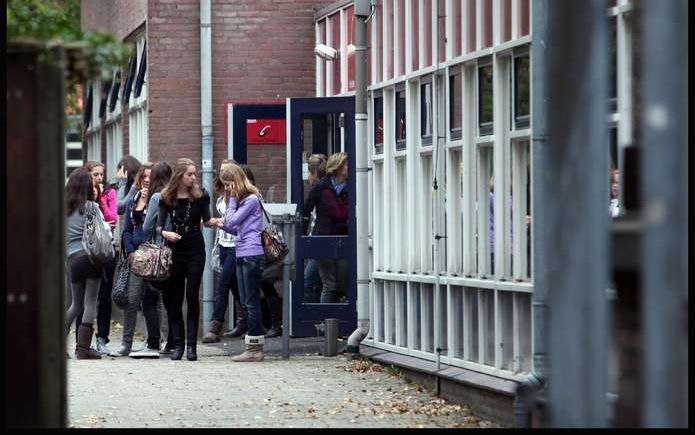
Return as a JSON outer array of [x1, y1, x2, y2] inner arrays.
[[218, 163, 266, 362]]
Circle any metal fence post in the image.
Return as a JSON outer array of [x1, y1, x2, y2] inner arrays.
[[281, 212, 297, 359]]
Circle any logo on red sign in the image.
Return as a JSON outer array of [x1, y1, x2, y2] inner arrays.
[[246, 119, 286, 145]]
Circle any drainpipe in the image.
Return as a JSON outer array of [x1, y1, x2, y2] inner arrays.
[[200, 0, 215, 335], [514, 0, 548, 427], [346, 0, 372, 355]]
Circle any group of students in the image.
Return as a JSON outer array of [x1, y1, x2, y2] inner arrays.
[[65, 150, 351, 362]]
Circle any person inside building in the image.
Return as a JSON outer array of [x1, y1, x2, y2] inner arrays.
[[203, 160, 245, 343], [609, 168, 622, 218], [115, 162, 167, 358], [74, 160, 118, 356], [218, 163, 267, 361], [142, 161, 175, 355], [301, 153, 327, 303], [157, 158, 222, 361], [303, 152, 349, 304], [64, 168, 105, 359]]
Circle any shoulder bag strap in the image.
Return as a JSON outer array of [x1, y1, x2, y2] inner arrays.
[[257, 196, 272, 226]]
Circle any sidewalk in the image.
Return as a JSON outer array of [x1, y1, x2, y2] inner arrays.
[[67, 327, 500, 428]]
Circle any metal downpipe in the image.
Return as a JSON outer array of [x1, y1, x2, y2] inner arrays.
[[200, 0, 215, 335], [346, 0, 371, 355]]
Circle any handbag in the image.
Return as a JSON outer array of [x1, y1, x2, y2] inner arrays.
[[82, 201, 116, 266], [130, 239, 173, 282], [259, 201, 289, 265], [111, 245, 130, 309], [210, 241, 222, 274]]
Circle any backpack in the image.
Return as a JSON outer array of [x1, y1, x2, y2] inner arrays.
[[82, 201, 115, 266]]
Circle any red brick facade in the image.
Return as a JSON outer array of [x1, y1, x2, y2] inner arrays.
[[82, 0, 333, 201]]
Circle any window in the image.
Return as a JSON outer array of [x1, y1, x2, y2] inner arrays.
[[608, 16, 617, 113], [128, 34, 148, 162], [478, 61, 493, 136], [395, 88, 407, 149], [513, 54, 530, 129], [420, 79, 433, 145], [374, 94, 384, 154], [449, 69, 462, 139]]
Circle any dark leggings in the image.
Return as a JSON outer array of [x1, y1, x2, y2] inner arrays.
[[163, 247, 205, 346], [75, 256, 115, 343]]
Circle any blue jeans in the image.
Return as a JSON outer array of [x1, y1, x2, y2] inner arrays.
[[303, 258, 322, 303], [212, 246, 240, 322], [236, 255, 265, 337]]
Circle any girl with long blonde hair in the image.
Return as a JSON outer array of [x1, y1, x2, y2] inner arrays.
[[156, 158, 222, 361], [217, 163, 266, 362], [202, 160, 247, 343]]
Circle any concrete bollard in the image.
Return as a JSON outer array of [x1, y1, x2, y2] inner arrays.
[[324, 318, 339, 357]]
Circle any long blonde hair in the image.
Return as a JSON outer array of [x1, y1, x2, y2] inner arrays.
[[213, 159, 235, 199], [219, 163, 260, 202], [325, 152, 348, 177], [160, 158, 203, 206]]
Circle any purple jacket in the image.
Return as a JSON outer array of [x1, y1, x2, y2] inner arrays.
[[222, 194, 264, 258]]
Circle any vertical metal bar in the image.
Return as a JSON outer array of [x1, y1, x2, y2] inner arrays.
[[542, 0, 609, 427], [494, 289, 502, 368], [281, 214, 294, 359], [477, 289, 486, 363], [513, 293, 521, 372], [640, 0, 688, 427]]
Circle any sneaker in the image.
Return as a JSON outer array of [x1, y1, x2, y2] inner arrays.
[[159, 345, 175, 355], [112, 343, 132, 357], [95, 337, 111, 356], [129, 345, 160, 359]]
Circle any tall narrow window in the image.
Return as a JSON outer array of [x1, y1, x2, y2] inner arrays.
[[347, 7, 356, 91], [466, 0, 476, 53], [411, 0, 419, 71], [438, 0, 446, 63], [449, 69, 462, 139], [420, 79, 433, 145], [423, 0, 432, 67], [478, 61, 493, 136], [395, 88, 407, 150], [374, 2, 382, 84], [608, 16, 617, 113], [513, 54, 530, 129], [374, 95, 384, 154], [331, 13, 341, 95]]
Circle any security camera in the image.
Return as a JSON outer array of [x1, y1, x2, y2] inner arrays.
[[314, 44, 339, 61]]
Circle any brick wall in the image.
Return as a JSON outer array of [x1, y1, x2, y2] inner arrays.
[[81, 0, 147, 41]]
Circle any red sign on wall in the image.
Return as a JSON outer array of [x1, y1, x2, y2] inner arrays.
[[246, 118, 286, 145]]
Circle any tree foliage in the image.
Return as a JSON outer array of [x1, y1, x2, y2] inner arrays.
[[7, 0, 132, 84]]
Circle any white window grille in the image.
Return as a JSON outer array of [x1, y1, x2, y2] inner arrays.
[[85, 80, 102, 162], [128, 34, 148, 163], [105, 69, 123, 181]]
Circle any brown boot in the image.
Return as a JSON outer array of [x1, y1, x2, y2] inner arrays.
[[75, 324, 102, 360], [202, 319, 223, 344], [230, 335, 264, 362]]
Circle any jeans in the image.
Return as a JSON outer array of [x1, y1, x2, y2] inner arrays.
[[236, 255, 265, 337], [303, 258, 322, 303], [122, 272, 162, 349], [163, 247, 205, 346], [317, 258, 348, 303], [211, 246, 240, 322]]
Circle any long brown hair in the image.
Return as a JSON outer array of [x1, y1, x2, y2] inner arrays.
[[84, 160, 105, 198], [149, 161, 172, 195], [160, 158, 203, 206], [134, 161, 155, 190], [66, 167, 95, 215], [219, 163, 260, 202]]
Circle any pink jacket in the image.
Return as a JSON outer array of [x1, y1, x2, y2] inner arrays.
[[99, 188, 118, 228]]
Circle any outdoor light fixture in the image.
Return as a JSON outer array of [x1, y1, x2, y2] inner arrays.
[[314, 43, 339, 61]]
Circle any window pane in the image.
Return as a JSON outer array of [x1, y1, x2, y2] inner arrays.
[[319, 20, 327, 96], [449, 72, 462, 138], [438, 0, 446, 62], [466, 0, 476, 53], [386, 0, 394, 80], [374, 96, 384, 153], [420, 81, 433, 144], [514, 55, 530, 129], [331, 13, 341, 95], [609, 127, 618, 170], [423, 0, 432, 67], [374, 2, 383, 84], [453, 0, 462, 57], [608, 16, 617, 112], [411, 0, 419, 71], [398, 0, 405, 76], [478, 63, 493, 135], [347, 7, 356, 91], [482, 0, 493, 48], [502, 0, 512, 42], [395, 89, 407, 149], [520, 0, 530, 36]]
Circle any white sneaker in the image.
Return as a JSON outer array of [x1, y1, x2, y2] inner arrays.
[[95, 337, 111, 356], [129, 345, 160, 359]]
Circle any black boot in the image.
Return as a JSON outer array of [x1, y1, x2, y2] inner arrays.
[[169, 318, 185, 360], [265, 294, 283, 338], [187, 343, 197, 361]]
